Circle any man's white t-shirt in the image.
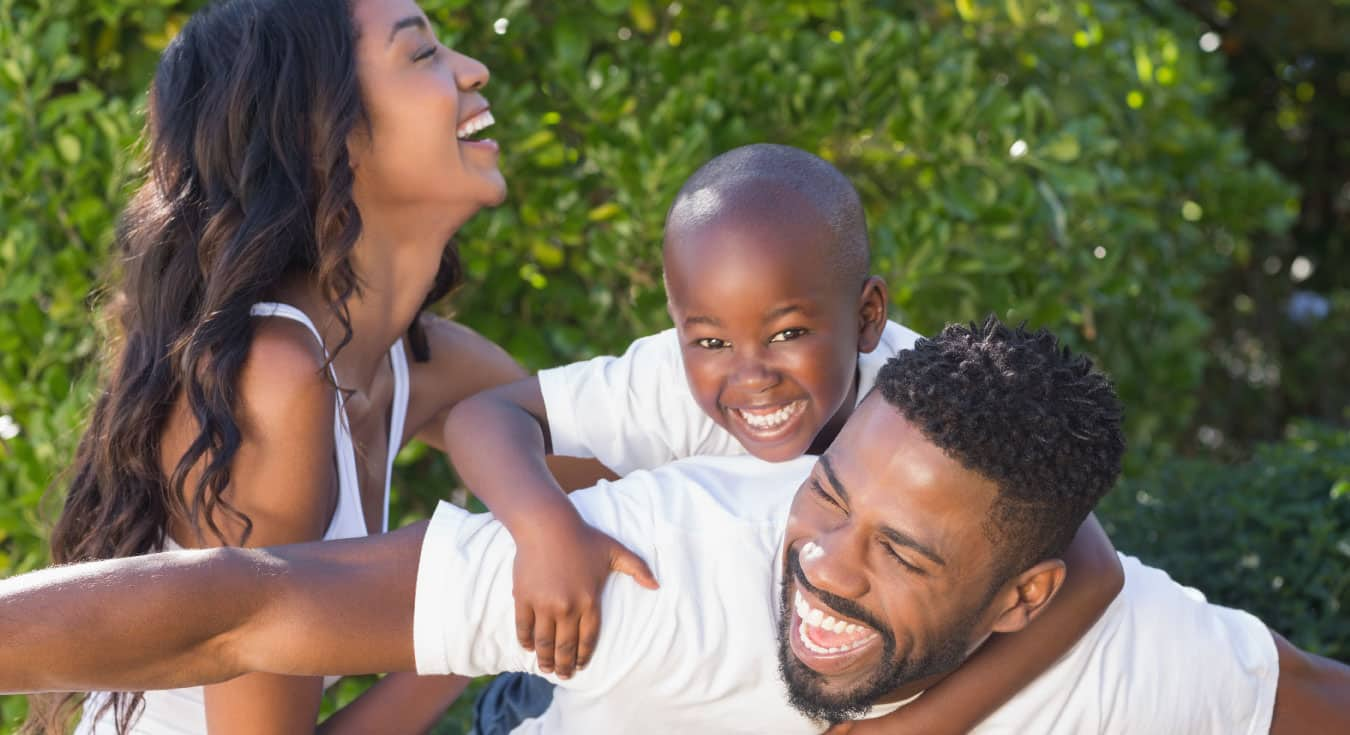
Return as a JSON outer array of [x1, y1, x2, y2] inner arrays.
[[414, 456, 1279, 734], [537, 320, 921, 475]]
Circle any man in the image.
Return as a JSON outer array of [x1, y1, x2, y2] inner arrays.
[[2, 318, 1346, 733]]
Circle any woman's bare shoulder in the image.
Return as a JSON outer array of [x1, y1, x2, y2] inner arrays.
[[204, 318, 339, 545], [401, 314, 527, 447]]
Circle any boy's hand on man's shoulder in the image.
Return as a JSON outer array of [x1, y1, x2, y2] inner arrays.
[[511, 514, 659, 679]]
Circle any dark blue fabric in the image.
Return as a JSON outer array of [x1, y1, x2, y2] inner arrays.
[[470, 673, 555, 735]]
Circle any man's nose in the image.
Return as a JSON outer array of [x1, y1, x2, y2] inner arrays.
[[800, 527, 869, 601]]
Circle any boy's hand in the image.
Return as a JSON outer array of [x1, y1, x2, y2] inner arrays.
[[512, 517, 658, 679]]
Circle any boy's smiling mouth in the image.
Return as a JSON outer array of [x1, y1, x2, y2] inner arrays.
[[728, 399, 808, 439]]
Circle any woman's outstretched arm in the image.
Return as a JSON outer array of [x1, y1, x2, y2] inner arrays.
[[0, 523, 427, 695]]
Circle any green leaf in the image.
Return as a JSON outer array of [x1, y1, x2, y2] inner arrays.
[[593, 0, 629, 15], [55, 133, 82, 163]]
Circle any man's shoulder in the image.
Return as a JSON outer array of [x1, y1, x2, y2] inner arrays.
[[975, 554, 1279, 733], [573, 455, 812, 533], [879, 319, 923, 355]]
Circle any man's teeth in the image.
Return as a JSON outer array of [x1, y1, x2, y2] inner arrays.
[[736, 400, 803, 430], [794, 590, 874, 655], [456, 110, 494, 139]]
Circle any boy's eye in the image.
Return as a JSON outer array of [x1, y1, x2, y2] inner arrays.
[[695, 337, 729, 350], [769, 328, 808, 343]]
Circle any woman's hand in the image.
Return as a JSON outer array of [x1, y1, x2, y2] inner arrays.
[[512, 515, 658, 678]]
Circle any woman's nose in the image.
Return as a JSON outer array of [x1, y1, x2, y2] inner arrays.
[[452, 51, 489, 91]]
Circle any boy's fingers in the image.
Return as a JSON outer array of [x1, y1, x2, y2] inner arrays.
[[515, 603, 536, 650], [610, 546, 659, 590], [553, 619, 580, 679], [577, 609, 601, 670], [533, 616, 556, 673]]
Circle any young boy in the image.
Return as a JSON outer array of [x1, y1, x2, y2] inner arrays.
[[442, 144, 1122, 733]]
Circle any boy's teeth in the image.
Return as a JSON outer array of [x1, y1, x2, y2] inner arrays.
[[456, 110, 495, 139], [792, 590, 877, 655], [737, 400, 803, 430]]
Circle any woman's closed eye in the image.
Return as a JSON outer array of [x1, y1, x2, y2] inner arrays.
[[412, 44, 439, 62]]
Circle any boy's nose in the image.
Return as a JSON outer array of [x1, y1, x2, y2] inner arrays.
[[729, 349, 779, 392]]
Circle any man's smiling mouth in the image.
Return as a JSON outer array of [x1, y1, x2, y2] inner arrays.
[[795, 589, 878, 654], [789, 585, 883, 675]]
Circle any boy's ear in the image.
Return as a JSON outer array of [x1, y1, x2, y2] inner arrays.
[[856, 276, 888, 354], [988, 559, 1067, 635]]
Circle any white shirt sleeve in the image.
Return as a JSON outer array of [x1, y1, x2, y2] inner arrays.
[[412, 487, 668, 693], [536, 330, 743, 475]]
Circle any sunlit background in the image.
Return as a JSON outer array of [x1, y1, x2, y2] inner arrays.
[[0, 1, 1345, 731]]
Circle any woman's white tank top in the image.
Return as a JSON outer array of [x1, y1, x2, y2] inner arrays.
[[77, 302, 410, 734]]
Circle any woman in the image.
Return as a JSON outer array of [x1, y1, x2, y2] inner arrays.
[[27, 0, 530, 731]]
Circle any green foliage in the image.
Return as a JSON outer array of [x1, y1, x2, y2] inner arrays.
[[1101, 422, 1350, 662], [0, 0, 195, 580], [431, 0, 1295, 454], [1173, 0, 1350, 453]]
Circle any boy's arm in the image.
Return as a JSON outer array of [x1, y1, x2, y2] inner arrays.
[[0, 524, 425, 694], [442, 377, 657, 679], [442, 377, 579, 543], [833, 514, 1122, 734]]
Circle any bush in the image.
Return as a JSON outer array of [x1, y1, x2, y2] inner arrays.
[[1100, 422, 1350, 663], [437, 0, 1296, 454]]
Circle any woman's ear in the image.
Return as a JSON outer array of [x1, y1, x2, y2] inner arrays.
[[856, 275, 889, 354], [346, 122, 370, 171]]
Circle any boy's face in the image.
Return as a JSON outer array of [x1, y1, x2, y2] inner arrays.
[[664, 204, 885, 462]]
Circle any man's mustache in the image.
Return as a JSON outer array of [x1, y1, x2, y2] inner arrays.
[[787, 545, 896, 650]]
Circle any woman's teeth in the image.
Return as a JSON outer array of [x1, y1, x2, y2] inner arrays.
[[794, 590, 876, 655], [736, 400, 804, 430], [456, 110, 494, 139]]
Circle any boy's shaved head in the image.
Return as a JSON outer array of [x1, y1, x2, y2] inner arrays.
[[665, 144, 870, 286]]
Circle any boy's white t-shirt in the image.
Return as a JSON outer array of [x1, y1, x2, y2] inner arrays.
[[413, 455, 1280, 734], [537, 320, 922, 474]]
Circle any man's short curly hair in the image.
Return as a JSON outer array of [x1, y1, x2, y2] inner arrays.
[[875, 316, 1125, 578]]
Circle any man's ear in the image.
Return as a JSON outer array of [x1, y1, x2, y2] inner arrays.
[[988, 559, 1067, 635], [856, 275, 888, 354]]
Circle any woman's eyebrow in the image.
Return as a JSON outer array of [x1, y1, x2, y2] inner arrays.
[[387, 15, 428, 45]]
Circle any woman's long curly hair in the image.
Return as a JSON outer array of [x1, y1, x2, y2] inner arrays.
[[26, 1, 460, 732]]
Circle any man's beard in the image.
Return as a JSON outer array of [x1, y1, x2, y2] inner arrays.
[[775, 548, 980, 725]]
